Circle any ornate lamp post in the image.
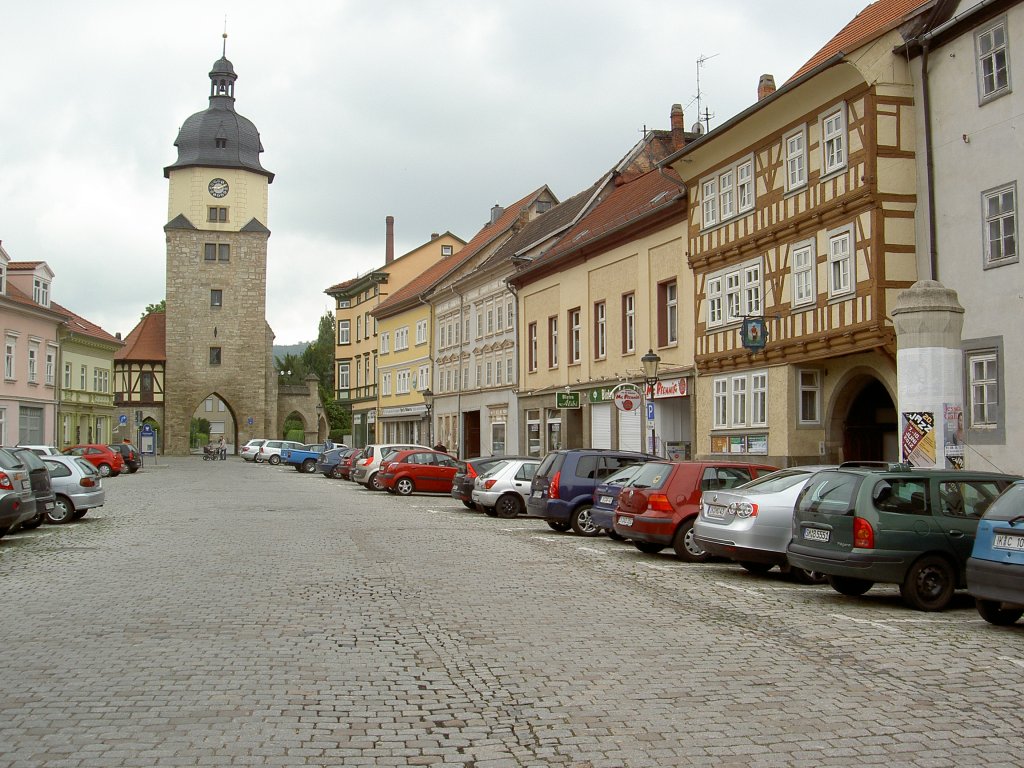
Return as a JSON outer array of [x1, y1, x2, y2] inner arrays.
[[641, 349, 661, 456], [421, 388, 434, 446]]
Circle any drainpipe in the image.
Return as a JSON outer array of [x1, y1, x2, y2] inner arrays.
[[921, 38, 939, 282]]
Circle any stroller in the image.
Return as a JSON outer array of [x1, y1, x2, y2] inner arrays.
[[202, 444, 218, 461]]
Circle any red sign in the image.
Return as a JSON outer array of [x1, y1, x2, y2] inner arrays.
[[614, 389, 642, 412], [651, 378, 688, 399]]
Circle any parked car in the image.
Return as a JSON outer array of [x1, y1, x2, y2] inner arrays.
[[0, 446, 36, 537], [317, 447, 357, 478], [255, 439, 305, 466], [451, 456, 512, 510], [281, 443, 326, 473], [378, 450, 461, 496], [966, 479, 1024, 625], [590, 463, 649, 537], [62, 444, 124, 477], [526, 449, 656, 536], [613, 460, 778, 561], [107, 442, 141, 473], [350, 443, 431, 490], [8, 447, 57, 529], [472, 458, 541, 518], [16, 444, 61, 456], [694, 466, 834, 582], [40, 455, 105, 523], [787, 463, 1020, 611], [240, 439, 266, 462], [336, 449, 363, 481]]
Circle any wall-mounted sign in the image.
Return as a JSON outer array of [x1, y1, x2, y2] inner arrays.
[[651, 378, 689, 399], [741, 317, 768, 351], [614, 389, 642, 412], [556, 391, 581, 409]]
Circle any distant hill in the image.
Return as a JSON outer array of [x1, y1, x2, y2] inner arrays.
[[272, 342, 310, 361]]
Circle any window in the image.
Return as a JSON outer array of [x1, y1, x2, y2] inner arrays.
[[397, 370, 411, 394], [209, 347, 222, 365], [395, 327, 409, 350], [207, 207, 228, 223], [622, 293, 635, 353], [548, 316, 558, 368], [338, 361, 350, 390], [751, 373, 767, 426], [364, 312, 371, 339], [45, 347, 55, 386], [528, 322, 538, 372], [485, 360, 493, 386], [828, 226, 854, 296], [791, 241, 816, 306], [5, 337, 15, 379], [969, 351, 998, 427], [713, 379, 728, 428], [507, 302, 514, 330], [719, 169, 735, 220], [416, 319, 427, 345], [658, 281, 678, 346], [80, 364, 86, 389], [713, 371, 768, 428], [706, 278, 722, 326], [63, 362, 71, 388], [380, 331, 390, 354], [141, 371, 154, 401], [381, 372, 392, 396], [419, 365, 430, 390], [27, 343, 38, 383], [737, 159, 754, 212], [702, 178, 718, 227], [725, 272, 742, 322], [568, 308, 581, 363], [356, 315, 362, 340], [93, 368, 109, 393], [204, 243, 230, 261], [338, 320, 351, 345], [731, 376, 747, 426], [210, 289, 222, 307], [976, 19, 1010, 102], [785, 127, 807, 190], [506, 356, 514, 385], [744, 264, 762, 316], [337, 298, 351, 309], [982, 183, 1017, 266], [702, 156, 755, 227], [822, 105, 847, 175], [486, 307, 494, 335], [33, 278, 50, 306], [799, 370, 820, 424], [594, 301, 607, 358]]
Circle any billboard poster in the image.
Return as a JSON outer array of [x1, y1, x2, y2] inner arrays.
[[943, 403, 965, 470], [711, 435, 729, 454], [901, 411, 936, 467]]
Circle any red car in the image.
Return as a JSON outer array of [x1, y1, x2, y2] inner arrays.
[[613, 461, 777, 561], [62, 444, 125, 477], [378, 449, 461, 496]]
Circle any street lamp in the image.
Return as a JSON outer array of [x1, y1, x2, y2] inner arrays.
[[421, 388, 434, 446], [641, 349, 661, 456], [315, 402, 323, 441]]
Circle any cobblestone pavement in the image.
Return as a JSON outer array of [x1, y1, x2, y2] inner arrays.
[[1, 457, 1023, 768]]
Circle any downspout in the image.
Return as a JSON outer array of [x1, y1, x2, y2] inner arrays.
[[921, 38, 939, 281], [451, 286, 465, 460]]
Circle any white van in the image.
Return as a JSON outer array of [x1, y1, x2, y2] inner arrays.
[[350, 443, 431, 490]]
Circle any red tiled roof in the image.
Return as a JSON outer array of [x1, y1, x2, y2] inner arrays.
[[1, 282, 68, 319], [114, 311, 166, 361], [790, 0, 933, 81], [372, 187, 549, 318], [51, 301, 122, 346], [6, 261, 44, 270]]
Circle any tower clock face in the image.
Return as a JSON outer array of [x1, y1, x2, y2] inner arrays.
[[208, 178, 229, 198]]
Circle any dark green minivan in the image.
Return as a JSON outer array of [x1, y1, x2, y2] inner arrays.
[[787, 463, 1020, 611]]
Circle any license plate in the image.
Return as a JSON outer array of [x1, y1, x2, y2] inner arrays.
[[704, 504, 727, 519], [532, 490, 542, 498], [45, 502, 54, 510], [21, 480, 30, 490], [803, 527, 830, 542], [600, 496, 613, 505], [617, 515, 633, 527], [994, 533, 1024, 551]]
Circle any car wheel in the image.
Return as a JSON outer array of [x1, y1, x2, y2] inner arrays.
[[975, 599, 1024, 626], [900, 555, 956, 611], [97, 463, 112, 477], [483, 506, 498, 517], [129, 467, 139, 474], [826, 575, 874, 596], [672, 519, 710, 562], [570, 504, 600, 536], [495, 494, 523, 519], [607, 530, 626, 541], [546, 520, 571, 532], [395, 477, 414, 496], [20, 512, 44, 530], [789, 567, 828, 585], [633, 542, 665, 554], [47, 496, 74, 524], [368, 473, 385, 491], [461, 500, 475, 510], [302, 459, 317, 473], [269, 455, 281, 465], [72, 510, 88, 520], [739, 561, 774, 575]]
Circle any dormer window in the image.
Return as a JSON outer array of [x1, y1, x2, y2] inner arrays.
[[215, 138, 227, 149], [33, 278, 50, 307]]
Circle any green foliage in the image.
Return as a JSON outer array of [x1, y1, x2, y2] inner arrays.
[[189, 416, 211, 449], [275, 353, 307, 385], [141, 299, 166, 319], [283, 416, 303, 439], [285, 428, 305, 443]]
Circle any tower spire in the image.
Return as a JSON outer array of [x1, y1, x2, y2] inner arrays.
[[222, 17, 228, 57]]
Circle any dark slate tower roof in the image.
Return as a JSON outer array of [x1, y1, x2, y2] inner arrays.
[[163, 51, 274, 181]]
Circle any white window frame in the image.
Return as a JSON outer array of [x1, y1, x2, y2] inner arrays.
[[969, 351, 998, 428], [713, 378, 728, 428], [381, 371, 392, 396], [380, 331, 390, 354], [33, 278, 50, 307], [784, 126, 807, 191], [395, 327, 409, 351], [828, 225, 855, 297], [706, 277, 722, 327], [798, 369, 821, 425], [595, 301, 607, 359], [4, 336, 16, 380], [337, 362, 350, 390], [713, 370, 769, 429], [718, 169, 735, 220], [743, 264, 762, 317], [731, 376, 747, 427], [751, 373, 767, 427], [569, 308, 581, 364], [418, 365, 430, 391], [623, 293, 635, 353], [27, 343, 38, 383], [737, 159, 754, 212], [821, 104, 847, 176], [45, 346, 56, 386], [976, 18, 1011, 103], [982, 182, 1018, 267], [63, 362, 71, 388], [666, 282, 678, 345], [702, 178, 718, 228], [338, 319, 350, 345], [528, 322, 538, 372], [548, 316, 558, 368], [707, 256, 763, 327], [791, 240, 816, 306], [416, 319, 427, 345]]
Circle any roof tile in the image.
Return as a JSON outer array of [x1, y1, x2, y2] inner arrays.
[[114, 311, 166, 361]]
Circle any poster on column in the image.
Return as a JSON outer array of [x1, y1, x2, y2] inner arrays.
[[901, 411, 936, 467], [943, 403, 965, 469]]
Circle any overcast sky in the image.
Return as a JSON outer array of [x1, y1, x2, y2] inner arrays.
[[0, 0, 870, 346]]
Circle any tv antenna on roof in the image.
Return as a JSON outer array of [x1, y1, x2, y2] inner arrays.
[[695, 53, 718, 134]]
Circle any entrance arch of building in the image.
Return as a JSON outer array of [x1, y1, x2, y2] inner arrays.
[[825, 367, 898, 463], [277, 374, 322, 443], [192, 392, 239, 454]]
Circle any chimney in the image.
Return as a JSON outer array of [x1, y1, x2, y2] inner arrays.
[[489, 204, 504, 225], [757, 74, 776, 101], [430, 232, 439, 240], [385, 216, 395, 264], [670, 103, 685, 148]]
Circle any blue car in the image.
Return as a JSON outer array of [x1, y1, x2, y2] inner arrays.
[[967, 479, 1024, 625], [591, 463, 647, 537]]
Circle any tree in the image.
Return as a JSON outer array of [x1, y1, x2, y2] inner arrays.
[[141, 299, 166, 319], [275, 353, 306, 384]]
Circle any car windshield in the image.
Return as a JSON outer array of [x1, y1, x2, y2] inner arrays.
[[12, 448, 45, 471], [73, 458, 99, 476], [976, 482, 1024, 522], [479, 460, 511, 479], [535, 453, 564, 479], [629, 462, 672, 490], [735, 468, 815, 494], [797, 471, 860, 515], [604, 464, 644, 486]]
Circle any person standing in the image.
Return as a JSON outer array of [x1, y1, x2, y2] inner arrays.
[[217, 436, 226, 460]]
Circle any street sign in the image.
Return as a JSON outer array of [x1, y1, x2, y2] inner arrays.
[[614, 388, 642, 413], [556, 391, 581, 409], [646, 401, 655, 420], [141, 424, 155, 436], [119, 414, 128, 426], [247, 417, 254, 426]]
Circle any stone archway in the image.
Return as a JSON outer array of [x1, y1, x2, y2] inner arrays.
[[190, 393, 239, 454], [276, 373, 322, 443], [826, 369, 899, 463]]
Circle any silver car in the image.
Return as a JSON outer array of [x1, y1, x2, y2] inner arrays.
[[239, 439, 266, 462], [471, 458, 540, 518], [693, 466, 833, 583], [0, 446, 37, 534], [40, 455, 105, 523]]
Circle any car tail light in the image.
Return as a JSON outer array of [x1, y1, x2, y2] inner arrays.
[[467, 465, 478, 479], [484, 479, 497, 490], [853, 517, 874, 549], [733, 502, 758, 518], [80, 477, 97, 488], [645, 493, 674, 513], [0, 472, 12, 491], [548, 471, 561, 499], [361, 457, 372, 466]]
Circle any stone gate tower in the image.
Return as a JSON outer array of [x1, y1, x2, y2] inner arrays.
[[161, 46, 278, 454]]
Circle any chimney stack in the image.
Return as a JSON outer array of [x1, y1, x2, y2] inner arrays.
[[385, 216, 395, 264], [489, 204, 504, 225], [670, 103, 685, 148], [757, 74, 776, 101]]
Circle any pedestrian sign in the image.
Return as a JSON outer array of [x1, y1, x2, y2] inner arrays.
[[119, 414, 128, 426]]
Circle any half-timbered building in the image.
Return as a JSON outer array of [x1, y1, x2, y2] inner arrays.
[[114, 310, 166, 447]]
